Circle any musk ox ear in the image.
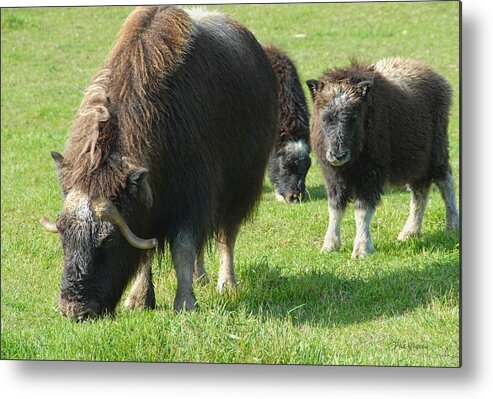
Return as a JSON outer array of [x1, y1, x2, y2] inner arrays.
[[357, 80, 374, 97], [306, 79, 320, 100], [126, 166, 153, 209], [51, 151, 64, 173], [51, 151, 67, 199]]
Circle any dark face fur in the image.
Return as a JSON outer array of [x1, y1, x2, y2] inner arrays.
[[49, 155, 154, 321], [307, 78, 373, 167], [269, 140, 311, 203], [57, 192, 115, 320], [319, 90, 360, 166]]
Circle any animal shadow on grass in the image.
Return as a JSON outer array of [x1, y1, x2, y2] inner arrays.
[[378, 229, 460, 255], [236, 256, 459, 327]]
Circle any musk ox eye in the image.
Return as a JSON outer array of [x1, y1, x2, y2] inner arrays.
[[323, 114, 335, 124], [99, 235, 115, 248]]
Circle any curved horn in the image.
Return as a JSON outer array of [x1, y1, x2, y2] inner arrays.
[[92, 198, 158, 250], [40, 216, 59, 233]]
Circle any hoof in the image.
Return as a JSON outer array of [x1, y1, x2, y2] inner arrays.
[[351, 241, 374, 259], [321, 236, 341, 253], [397, 230, 419, 241], [445, 217, 460, 233], [217, 277, 237, 294], [173, 293, 198, 312]]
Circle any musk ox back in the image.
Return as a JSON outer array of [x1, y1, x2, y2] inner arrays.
[[263, 45, 311, 203], [307, 58, 459, 258], [40, 6, 278, 320]]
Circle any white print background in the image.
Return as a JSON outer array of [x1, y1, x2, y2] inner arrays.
[[1, 0, 490, 398]]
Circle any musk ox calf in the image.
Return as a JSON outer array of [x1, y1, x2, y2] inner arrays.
[[306, 58, 459, 258], [40, 6, 278, 320], [263, 45, 311, 203]]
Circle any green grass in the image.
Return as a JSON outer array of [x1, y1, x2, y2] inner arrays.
[[1, 2, 460, 366]]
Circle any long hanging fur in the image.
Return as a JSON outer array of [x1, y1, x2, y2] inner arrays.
[[262, 44, 309, 143], [53, 6, 279, 317], [60, 6, 193, 198], [308, 57, 455, 256], [263, 44, 311, 202]]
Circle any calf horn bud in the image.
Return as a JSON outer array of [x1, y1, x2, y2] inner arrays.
[[92, 198, 158, 250], [40, 216, 59, 233]]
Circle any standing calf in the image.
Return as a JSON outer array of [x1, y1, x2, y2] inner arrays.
[[263, 45, 311, 203], [307, 58, 459, 258]]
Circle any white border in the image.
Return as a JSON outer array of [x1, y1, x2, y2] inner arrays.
[[2, 0, 493, 398]]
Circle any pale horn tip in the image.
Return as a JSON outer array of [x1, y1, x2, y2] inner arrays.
[[40, 216, 59, 233]]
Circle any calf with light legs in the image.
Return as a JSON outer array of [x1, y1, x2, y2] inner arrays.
[[307, 58, 459, 258]]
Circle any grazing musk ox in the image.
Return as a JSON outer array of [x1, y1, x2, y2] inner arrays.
[[263, 45, 311, 203], [39, 6, 278, 320], [306, 58, 459, 258]]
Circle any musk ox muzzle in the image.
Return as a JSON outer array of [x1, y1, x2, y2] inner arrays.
[[326, 149, 351, 166], [58, 296, 102, 322], [40, 196, 158, 321]]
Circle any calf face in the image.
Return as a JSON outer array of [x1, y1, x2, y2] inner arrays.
[[307, 79, 373, 167], [269, 140, 311, 203]]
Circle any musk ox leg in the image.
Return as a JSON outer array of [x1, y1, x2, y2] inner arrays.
[[398, 183, 431, 241], [352, 202, 375, 259], [193, 249, 209, 284], [124, 254, 155, 310], [217, 228, 238, 293], [322, 205, 345, 252], [435, 170, 459, 232], [171, 231, 198, 312]]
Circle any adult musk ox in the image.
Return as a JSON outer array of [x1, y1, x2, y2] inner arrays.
[[263, 45, 311, 203], [306, 58, 459, 258], [40, 6, 278, 320]]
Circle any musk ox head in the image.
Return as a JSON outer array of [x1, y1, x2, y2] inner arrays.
[[268, 139, 311, 203], [306, 76, 373, 167], [40, 152, 157, 321]]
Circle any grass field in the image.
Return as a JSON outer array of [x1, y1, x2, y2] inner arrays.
[[1, 2, 460, 366]]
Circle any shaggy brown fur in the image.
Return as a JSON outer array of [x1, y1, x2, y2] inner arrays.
[[263, 45, 309, 143], [47, 6, 278, 319], [307, 57, 458, 257], [60, 6, 193, 198], [311, 60, 376, 111], [263, 45, 311, 203]]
